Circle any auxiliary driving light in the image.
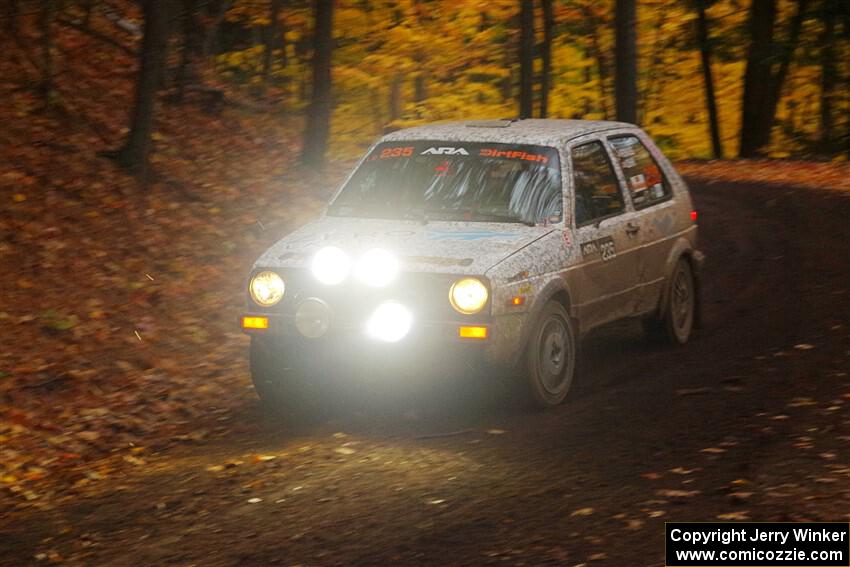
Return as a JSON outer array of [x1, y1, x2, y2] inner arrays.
[[249, 271, 285, 306], [295, 298, 332, 338], [449, 277, 489, 315], [354, 248, 399, 287], [366, 301, 412, 343], [311, 246, 351, 285]]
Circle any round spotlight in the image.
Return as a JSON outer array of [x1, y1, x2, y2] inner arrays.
[[355, 248, 399, 287], [249, 271, 285, 307], [449, 277, 489, 315], [311, 246, 351, 285], [295, 298, 332, 338], [366, 301, 412, 343]]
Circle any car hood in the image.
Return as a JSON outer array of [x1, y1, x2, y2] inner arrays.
[[253, 215, 556, 275]]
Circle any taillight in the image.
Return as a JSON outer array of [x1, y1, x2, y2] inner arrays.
[[690, 210, 698, 222]]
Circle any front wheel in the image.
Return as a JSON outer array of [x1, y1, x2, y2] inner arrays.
[[525, 301, 577, 408]]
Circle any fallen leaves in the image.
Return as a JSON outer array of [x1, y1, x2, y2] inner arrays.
[[717, 511, 750, 520]]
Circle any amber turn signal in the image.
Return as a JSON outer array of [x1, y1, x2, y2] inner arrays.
[[242, 316, 269, 330], [458, 325, 488, 339]]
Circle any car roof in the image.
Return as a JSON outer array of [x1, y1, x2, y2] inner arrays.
[[380, 119, 636, 147]]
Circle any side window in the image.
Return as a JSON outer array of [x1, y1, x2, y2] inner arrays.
[[570, 141, 625, 226], [609, 135, 671, 208]]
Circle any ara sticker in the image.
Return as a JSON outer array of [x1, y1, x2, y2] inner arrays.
[[421, 147, 469, 156], [580, 236, 616, 261]]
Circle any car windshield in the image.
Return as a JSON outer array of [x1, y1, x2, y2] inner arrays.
[[329, 141, 562, 225]]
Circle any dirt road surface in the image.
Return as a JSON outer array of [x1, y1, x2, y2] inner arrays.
[[2, 179, 849, 566]]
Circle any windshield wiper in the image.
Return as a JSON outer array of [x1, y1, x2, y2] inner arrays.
[[403, 208, 430, 225], [451, 210, 536, 227]]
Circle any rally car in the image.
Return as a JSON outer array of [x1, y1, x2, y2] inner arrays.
[[242, 119, 704, 408]]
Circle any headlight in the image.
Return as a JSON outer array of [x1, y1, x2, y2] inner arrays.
[[249, 271, 285, 306], [311, 246, 351, 285], [366, 301, 412, 342], [354, 248, 399, 287], [449, 278, 488, 315]]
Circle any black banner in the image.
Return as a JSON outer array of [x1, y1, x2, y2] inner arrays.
[[666, 522, 850, 566]]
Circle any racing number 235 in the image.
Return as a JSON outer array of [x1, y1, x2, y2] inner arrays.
[[380, 146, 414, 159], [599, 237, 616, 261]]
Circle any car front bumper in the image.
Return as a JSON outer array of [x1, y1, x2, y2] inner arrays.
[[240, 310, 527, 369]]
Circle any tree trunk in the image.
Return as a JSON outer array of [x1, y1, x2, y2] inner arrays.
[[819, 0, 837, 151], [117, 0, 169, 179], [301, 0, 334, 169], [202, 1, 231, 58], [6, 0, 18, 36], [39, 0, 54, 104], [739, 0, 776, 157], [518, 0, 534, 119], [262, 0, 282, 88], [580, 5, 610, 120], [176, 0, 198, 102], [739, 0, 809, 157], [389, 73, 402, 123], [614, 0, 637, 124], [640, 8, 668, 123], [760, 0, 810, 150], [695, 0, 723, 158], [539, 0, 554, 118], [83, 0, 95, 29], [414, 70, 427, 104]]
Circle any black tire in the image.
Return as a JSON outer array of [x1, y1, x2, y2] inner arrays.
[[645, 258, 695, 345], [250, 337, 320, 421], [525, 301, 577, 408]]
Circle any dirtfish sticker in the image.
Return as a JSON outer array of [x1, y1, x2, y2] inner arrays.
[[426, 230, 521, 241]]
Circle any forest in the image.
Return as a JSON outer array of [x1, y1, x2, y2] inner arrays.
[[4, 0, 849, 172]]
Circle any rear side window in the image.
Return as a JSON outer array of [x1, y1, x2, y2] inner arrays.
[[609, 136, 670, 208], [570, 141, 625, 226]]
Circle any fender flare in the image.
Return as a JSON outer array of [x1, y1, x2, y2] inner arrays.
[[512, 276, 577, 367]]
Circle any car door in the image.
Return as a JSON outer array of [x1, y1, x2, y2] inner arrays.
[[567, 137, 641, 332], [606, 132, 677, 314]]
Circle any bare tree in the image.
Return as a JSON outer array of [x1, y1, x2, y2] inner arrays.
[[739, 0, 810, 157], [175, 0, 199, 102], [6, 0, 19, 36], [818, 0, 837, 151], [694, 0, 723, 158], [518, 0, 534, 119], [301, 0, 334, 169], [117, 0, 169, 179], [615, 0, 637, 123], [39, 0, 55, 104], [262, 0, 282, 88], [539, 0, 554, 118]]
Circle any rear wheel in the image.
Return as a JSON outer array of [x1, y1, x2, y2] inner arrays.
[[525, 301, 577, 408], [645, 258, 695, 345]]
